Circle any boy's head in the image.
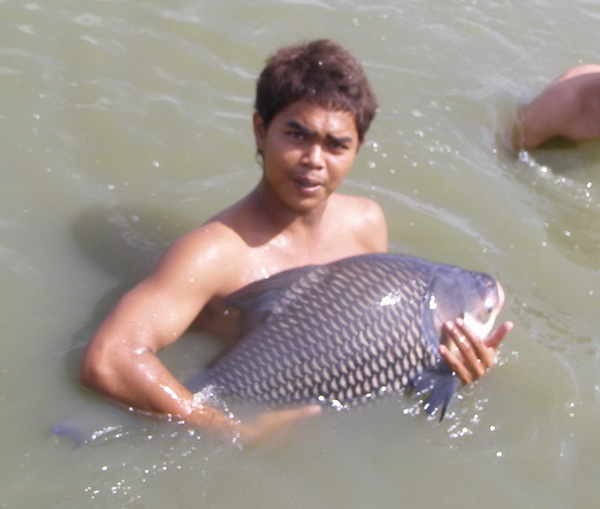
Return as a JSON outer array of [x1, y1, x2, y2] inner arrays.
[[255, 39, 377, 143]]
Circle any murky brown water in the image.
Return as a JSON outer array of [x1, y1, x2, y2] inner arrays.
[[1, 0, 599, 507]]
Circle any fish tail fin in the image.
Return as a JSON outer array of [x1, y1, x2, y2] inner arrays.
[[53, 406, 144, 445], [412, 364, 458, 421]]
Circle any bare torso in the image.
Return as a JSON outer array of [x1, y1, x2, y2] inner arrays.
[[192, 187, 387, 342]]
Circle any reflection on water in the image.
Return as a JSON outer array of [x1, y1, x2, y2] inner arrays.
[[516, 148, 600, 269], [2, 0, 600, 507]]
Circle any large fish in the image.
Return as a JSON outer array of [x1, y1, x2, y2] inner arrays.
[[187, 253, 504, 419]]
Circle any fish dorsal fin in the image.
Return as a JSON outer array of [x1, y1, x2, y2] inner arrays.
[[226, 264, 318, 337]]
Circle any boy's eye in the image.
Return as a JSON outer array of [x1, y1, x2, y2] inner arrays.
[[329, 139, 349, 151], [288, 130, 306, 140]]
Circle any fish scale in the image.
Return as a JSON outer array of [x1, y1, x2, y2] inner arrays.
[[187, 253, 503, 418]]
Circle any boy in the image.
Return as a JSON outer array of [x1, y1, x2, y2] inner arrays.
[[513, 64, 600, 150], [81, 40, 511, 442]]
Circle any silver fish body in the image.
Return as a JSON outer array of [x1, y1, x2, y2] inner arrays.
[[188, 253, 504, 418]]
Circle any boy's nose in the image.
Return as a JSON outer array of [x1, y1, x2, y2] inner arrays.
[[304, 143, 324, 168]]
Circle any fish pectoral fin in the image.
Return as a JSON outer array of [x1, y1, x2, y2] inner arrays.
[[412, 364, 458, 421]]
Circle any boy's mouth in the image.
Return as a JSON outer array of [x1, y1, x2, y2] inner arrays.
[[294, 175, 323, 189]]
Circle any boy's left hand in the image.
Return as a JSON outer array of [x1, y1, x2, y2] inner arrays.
[[439, 318, 514, 384]]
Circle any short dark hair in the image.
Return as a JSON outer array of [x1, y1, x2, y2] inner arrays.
[[255, 39, 377, 143]]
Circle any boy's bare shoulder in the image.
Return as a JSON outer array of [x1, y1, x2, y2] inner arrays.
[[152, 217, 248, 297], [557, 64, 600, 82], [334, 193, 385, 223], [331, 193, 388, 251], [175, 194, 257, 258]]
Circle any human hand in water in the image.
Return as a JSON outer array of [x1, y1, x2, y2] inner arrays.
[[439, 318, 514, 385], [235, 405, 322, 445]]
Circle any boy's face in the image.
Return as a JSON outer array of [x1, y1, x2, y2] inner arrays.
[[254, 100, 360, 213]]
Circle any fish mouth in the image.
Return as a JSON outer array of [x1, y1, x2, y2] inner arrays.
[[495, 281, 505, 311], [462, 280, 505, 341]]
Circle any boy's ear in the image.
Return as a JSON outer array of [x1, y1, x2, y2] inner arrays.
[[253, 112, 266, 150]]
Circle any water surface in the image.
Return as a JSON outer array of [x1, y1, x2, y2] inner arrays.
[[1, 0, 599, 507]]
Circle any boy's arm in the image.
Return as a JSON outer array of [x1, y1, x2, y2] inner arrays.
[[519, 86, 577, 149], [80, 230, 238, 433], [80, 229, 317, 440]]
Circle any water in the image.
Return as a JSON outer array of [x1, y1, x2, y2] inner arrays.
[[1, 0, 599, 507]]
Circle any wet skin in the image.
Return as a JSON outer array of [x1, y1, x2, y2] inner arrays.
[[80, 100, 512, 443]]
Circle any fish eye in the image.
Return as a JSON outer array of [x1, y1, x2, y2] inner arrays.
[[484, 297, 495, 315]]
